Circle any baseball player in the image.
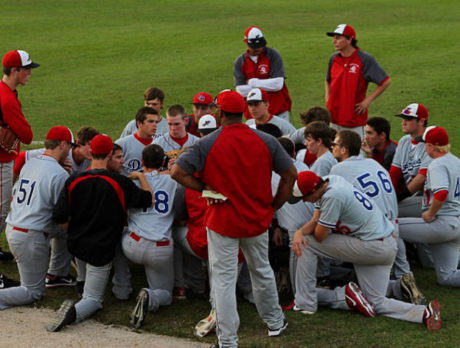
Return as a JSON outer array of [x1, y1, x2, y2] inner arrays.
[[271, 137, 313, 296], [116, 106, 162, 176], [291, 171, 441, 330], [0, 50, 37, 265], [234, 26, 292, 122], [361, 116, 397, 171], [398, 126, 460, 287], [325, 24, 391, 137], [120, 87, 168, 138], [0, 126, 72, 309], [125, 144, 178, 328], [330, 130, 425, 305], [47, 135, 153, 332], [245, 88, 295, 136], [185, 92, 215, 137]]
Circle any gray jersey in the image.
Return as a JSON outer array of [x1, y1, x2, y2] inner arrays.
[[116, 134, 153, 176], [153, 132, 199, 153], [128, 171, 177, 241], [317, 175, 394, 240], [6, 155, 68, 235], [23, 148, 90, 175], [120, 117, 169, 139], [272, 159, 314, 232], [423, 153, 460, 216], [246, 116, 296, 136], [310, 150, 337, 177], [289, 126, 306, 145], [392, 135, 432, 184], [330, 155, 398, 221]]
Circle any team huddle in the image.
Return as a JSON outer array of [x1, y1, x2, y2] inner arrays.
[[0, 24, 458, 348]]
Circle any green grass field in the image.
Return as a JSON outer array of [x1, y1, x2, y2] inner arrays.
[[1, 0, 460, 347]]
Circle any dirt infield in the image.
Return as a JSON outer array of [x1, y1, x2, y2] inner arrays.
[[0, 307, 208, 348]]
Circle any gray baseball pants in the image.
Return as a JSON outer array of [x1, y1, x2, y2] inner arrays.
[[0, 162, 13, 234], [207, 228, 284, 348], [399, 215, 460, 287], [122, 233, 173, 311], [0, 225, 49, 309], [75, 261, 111, 322], [295, 234, 426, 323]]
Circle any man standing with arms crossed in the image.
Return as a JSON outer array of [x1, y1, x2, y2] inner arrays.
[[234, 26, 292, 122], [0, 50, 38, 285], [325, 24, 391, 137], [171, 90, 296, 347]]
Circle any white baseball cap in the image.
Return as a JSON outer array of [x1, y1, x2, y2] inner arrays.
[[198, 114, 217, 134], [246, 88, 269, 103]]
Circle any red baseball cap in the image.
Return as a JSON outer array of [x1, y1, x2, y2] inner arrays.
[[289, 171, 321, 204], [193, 92, 214, 105], [246, 88, 269, 103], [395, 103, 429, 120], [216, 90, 245, 114], [46, 126, 75, 145], [2, 50, 40, 69], [417, 126, 449, 146], [90, 134, 114, 155], [326, 24, 356, 39], [244, 26, 267, 48]]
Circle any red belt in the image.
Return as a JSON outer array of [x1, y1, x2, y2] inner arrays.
[[13, 226, 48, 238], [129, 232, 170, 246]]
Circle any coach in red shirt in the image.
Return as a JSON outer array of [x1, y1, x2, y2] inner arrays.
[[171, 90, 296, 347], [325, 24, 391, 137]]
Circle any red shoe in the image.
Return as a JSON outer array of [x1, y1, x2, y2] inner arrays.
[[173, 287, 187, 300], [425, 300, 441, 331], [281, 301, 295, 311], [345, 282, 376, 318]]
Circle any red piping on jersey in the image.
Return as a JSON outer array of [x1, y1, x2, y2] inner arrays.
[[134, 133, 153, 146], [68, 174, 126, 212], [434, 190, 448, 202]]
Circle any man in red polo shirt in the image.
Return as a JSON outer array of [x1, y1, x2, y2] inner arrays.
[[171, 90, 296, 347], [0, 50, 37, 280], [234, 26, 292, 122], [325, 24, 391, 137]]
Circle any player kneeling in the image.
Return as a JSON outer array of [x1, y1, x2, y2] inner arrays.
[[124, 144, 178, 329], [291, 171, 441, 330]]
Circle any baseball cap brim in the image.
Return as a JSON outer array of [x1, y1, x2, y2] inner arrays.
[[287, 195, 303, 204], [247, 37, 266, 48], [22, 62, 40, 69]]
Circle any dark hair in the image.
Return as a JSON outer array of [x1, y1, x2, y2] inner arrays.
[[299, 106, 331, 126], [144, 87, 165, 102], [76, 126, 100, 145], [366, 116, 391, 141], [350, 38, 358, 49], [257, 123, 282, 138], [278, 137, 295, 158], [3, 67, 13, 75], [304, 121, 335, 148], [136, 107, 158, 124], [142, 144, 164, 169], [44, 139, 61, 150], [336, 130, 361, 156], [112, 143, 122, 154], [166, 104, 186, 119], [92, 153, 109, 160], [221, 110, 242, 120]]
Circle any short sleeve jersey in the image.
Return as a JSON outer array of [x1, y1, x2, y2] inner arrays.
[[176, 123, 293, 238], [128, 171, 177, 241], [153, 132, 199, 153], [272, 159, 314, 232], [7, 155, 69, 235], [234, 47, 292, 117], [310, 150, 337, 177], [391, 135, 432, 185], [423, 153, 460, 216], [116, 134, 154, 176], [316, 175, 394, 240], [330, 156, 398, 221], [326, 49, 389, 127], [246, 115, 296, 136]]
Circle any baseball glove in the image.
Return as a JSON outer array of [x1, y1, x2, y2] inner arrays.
[[0, 126, 19, 155]]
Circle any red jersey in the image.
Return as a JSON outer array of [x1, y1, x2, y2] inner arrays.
[[234, 47, 291, 119], [326, 49, 389, 127], [0, 81, 33, 162]]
